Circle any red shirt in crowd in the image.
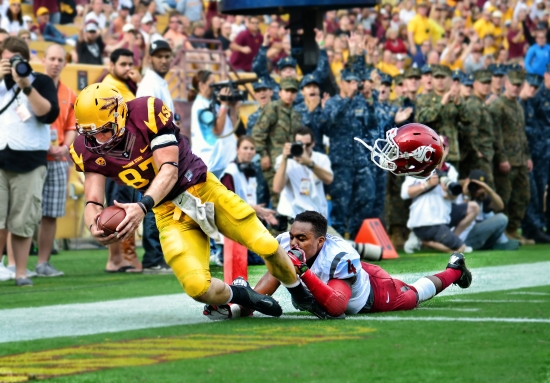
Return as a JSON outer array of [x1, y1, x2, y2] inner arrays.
[[507, 29, 526, 59], [33, 0, 58, 16], [229, 28, 263, 72], [384, 38, 408, 54]]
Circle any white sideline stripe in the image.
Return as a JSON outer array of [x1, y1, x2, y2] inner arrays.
[[0, 261, 549, 344], [417, 307, 480, 312], [447, 299, 547, 303], [508, 292, 550, 296], [348, 316, 550, 324]]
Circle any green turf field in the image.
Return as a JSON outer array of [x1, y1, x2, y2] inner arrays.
[[1, 245, 549, 383]]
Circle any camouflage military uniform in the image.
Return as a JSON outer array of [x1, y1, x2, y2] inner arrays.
[[488, 73, 531, 232], [246, 107, 262, 136], [533, 71, 550, 224], [522, 74, 549, 236], [459, 93, 495, 186], [416, 91, 461, 166], [324, 78, 376, 239], [251, 47, 329, 106], [251, 96, 303, 208], [385, 84, 417, 245]]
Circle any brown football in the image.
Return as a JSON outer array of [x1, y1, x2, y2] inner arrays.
[[97, 206, 126, 236]]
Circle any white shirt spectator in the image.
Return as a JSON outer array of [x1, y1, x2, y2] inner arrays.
[[401, 165, 459, 229], [513, 0, 529, 20], [136, 69, 174, 115], [0, 75, 50, 151], [176, 0, 203, 22], [0, 17, 23, 35], [230, 22, 246, 41], [274, 151, 332, 219], [223, 162, 258, 206], [190, 95, 236, 176], [399, 8, 416, 25], [85, 11, 107, 30]]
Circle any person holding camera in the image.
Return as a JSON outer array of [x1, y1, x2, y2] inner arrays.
[[272, 126, 333, 224], [251, 77, 303, 209], [0, 37, 59, 286], [457, 170, 520, 250], [401, 136, 479, 254], [189, 69, 238, 179]]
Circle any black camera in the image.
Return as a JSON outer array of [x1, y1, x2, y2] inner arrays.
[[209, 80, 249, 103], [290, 141, 304, 158], [436, 169, 462, 196], [9, 55, 32, 78]]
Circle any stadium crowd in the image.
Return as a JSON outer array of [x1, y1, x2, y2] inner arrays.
[[1, 0, 550, 286]]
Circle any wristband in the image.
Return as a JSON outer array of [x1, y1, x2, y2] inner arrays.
[[308, 161, 315, 169], [137, 202, 147, 215], [140, 195, 155, 212]]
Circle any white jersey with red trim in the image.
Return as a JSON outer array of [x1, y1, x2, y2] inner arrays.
[[277, 233, 371, 314]]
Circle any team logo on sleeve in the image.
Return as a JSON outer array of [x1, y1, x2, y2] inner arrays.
[[95, 157, 106, 166]]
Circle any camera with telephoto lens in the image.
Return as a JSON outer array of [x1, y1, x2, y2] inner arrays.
[[436, 169, 462, 196], [289, 141, 304, 158], [9, 55, 33, 78]]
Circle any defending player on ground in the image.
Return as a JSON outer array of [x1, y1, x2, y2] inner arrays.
[[70, 83, 327, 318], [216, 210, 471, 319]]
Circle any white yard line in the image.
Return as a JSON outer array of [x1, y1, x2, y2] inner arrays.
[[348, 316, 550, 324], [416, 307, 480, 312], [0, 261, 549, 344], [447, 299, 547, 303], [507, 292, 550, 296]]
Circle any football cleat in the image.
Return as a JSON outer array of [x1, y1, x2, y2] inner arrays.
[[231, 277, 283, 317], [446, 252, 472, 289], [203, 304, 232, 320], [291, 296, 345, 320]]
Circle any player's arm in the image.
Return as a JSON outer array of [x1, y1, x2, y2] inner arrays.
[[115, 144, 179, 239], [288, 249, 353, 317], [83, 171, 118, 245]]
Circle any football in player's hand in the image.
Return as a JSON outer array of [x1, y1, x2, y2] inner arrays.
[[97, 206, 126, 236]]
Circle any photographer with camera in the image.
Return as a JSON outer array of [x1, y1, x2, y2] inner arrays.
[[272, 126, 333, 224], [189, 70, 238, 178], [401, 136, 479, 254], [0, 37, 59, 286], [456, 170, 519, 251]]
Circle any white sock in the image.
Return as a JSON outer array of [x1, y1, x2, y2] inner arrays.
[[282, 279, 301, 288], [411, 277, 437, 303], [225, 283, 233, 304]]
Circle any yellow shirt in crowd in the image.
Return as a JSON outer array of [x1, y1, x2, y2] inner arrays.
[[408, 14, 432, 45], [473, 18, 495, 39], [101, 74, 136, 102]]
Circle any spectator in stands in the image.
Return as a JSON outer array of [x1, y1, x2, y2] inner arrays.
[[463, 41, 485, 73], [407, 1, 431, 56], [458, 170, 519, 250], [412, 40, 431, 68], [189, 70, 238, 178], [0, 37, 59, 286], [59, 0, 76, 25], [524, 29, 550, 76], [221, 136, 276, 232], [189, 21, 207, 49], [460, 72, 474, 98], [273, 126, 333, 225], [402, 138, 478, 254], [33, 0, 60, 25], [420, 64, 433, 94], [251, 77, 302, 209], [246, 78, 274, 136], [135, 39, 174, 274], [75, 20, 105, 65], [176, 0, 203, 23], [21, 16, 38, 41], [141, 13, 162, 45], [474, 9, 496, 39], [163, 12, 188, 50], [112, 5, 130, 38], [36, 44, 77, 277], [294, 74, 329, 154], [335, 14, 351, 37], [384, 28, 407, 55], [229, 15, 245, 40], [1, 0, 23, 36], [219, 21, 232, 57], [36, 7, 75, 46], [230, 16, 263, 72], [103, 48, 140, 101], [105, 24, 143, 67], [85, 0, 107, 30], [203, 15, 221, 42], [399, 0, 416, 25]]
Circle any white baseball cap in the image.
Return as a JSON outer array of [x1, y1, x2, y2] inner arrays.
[[122, 23, 136, 33], [141, 13, 153, 24]]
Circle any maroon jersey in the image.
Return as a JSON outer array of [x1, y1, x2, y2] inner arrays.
[[70, 96, 207, 204]]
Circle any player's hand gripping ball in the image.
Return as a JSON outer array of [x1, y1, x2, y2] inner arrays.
[[97, 206, 126, 236]]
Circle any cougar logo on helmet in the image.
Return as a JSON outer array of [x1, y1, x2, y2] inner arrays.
[[409, 145, 436, 163]]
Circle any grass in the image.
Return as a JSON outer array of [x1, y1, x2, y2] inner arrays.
[[0, 245, 549, 382]]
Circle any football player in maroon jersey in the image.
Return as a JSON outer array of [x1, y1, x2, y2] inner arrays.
[[70, 83, 329, 318]]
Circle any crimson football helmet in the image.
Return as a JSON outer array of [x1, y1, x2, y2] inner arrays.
[[355, 123, 443, 178]]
